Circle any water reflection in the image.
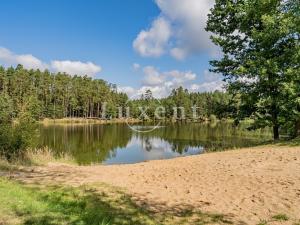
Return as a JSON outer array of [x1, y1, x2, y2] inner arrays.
[[39, 122, 272, 165]]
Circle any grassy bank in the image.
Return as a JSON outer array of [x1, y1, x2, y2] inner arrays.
[[0, 148, 76, 171], [0, 178, 153, 225]]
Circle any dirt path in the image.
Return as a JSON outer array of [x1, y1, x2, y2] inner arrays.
[[8, 145, 300, 224]]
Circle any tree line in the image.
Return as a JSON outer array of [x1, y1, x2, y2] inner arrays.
[[128, 87, 234, 121], [0, 65, 232, 121], [0, 64, 128, 120]]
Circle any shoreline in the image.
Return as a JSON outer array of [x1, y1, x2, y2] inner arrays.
[[5, 144, 300, 224], [40, 117, 141, 125], [39, 117, 238, 125]]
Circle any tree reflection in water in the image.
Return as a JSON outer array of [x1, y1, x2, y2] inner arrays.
[[39, 122, 272, 165]]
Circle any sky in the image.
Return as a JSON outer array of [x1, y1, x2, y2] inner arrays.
[[0, 0, 223, 98]]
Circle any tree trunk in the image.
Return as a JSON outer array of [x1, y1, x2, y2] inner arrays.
[[273, 125, 279, 140]]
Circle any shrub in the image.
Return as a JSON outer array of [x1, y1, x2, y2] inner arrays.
[[0, 94, 38, 160], [0, 116, 37, 160], [209, 114, 217, 122]]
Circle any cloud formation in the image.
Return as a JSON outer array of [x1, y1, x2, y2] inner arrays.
[[132, 63, 141, 70], [133, 0, 215, 59], [133, 17, 172, 57], [119, 66, 224, 98], [0, 47, 48, 70], [142, 66, 165, 86], [189, 70, 224, 92], [142, 66, 197, 97], [51, 60, 101, 76], [0, 47, 101, 77]]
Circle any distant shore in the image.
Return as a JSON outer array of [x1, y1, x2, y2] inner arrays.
[[40, 117, 141, 125], [39, 117, 238, 126]]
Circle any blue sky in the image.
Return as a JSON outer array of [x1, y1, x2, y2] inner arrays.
[[0, 0, 223, 98]]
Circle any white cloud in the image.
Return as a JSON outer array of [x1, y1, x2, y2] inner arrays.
[[0, 47, 102, 77], [0, 47, 48, 70], [203, 70, 220, 82], [142, 66, 165, 86], [138, 85, 170, 99], [117, 86, 136, 97], [133, 63, 141, 70], [133, 17, 172, 57], [119, 66, 199, 98], [142, 66, 197, 89], [166, 70, 196, 84], [51, 60, 101, 76], [189, 81, 224, 92], [133, 0, 215, 60], [170, 48, 188, 60], [190, 70, 225, 92], [119, 67, 225, 98]]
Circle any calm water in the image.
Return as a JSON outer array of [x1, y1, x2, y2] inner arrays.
[[39, 122, 272, 165]]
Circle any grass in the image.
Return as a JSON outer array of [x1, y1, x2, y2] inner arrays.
[[0, 177, 233, 225], [0, 177, 155, 225], [25, 147, 76, 166], [0, 147, 76, 170], [283, 137, 300, 146], [257, 213, 293, 225], [257, 220, 268, 225], [0, 159, 18, 171], [272, 214, 289, 221]]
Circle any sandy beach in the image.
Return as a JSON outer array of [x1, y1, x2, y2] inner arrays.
[[9, 145, 300, 224]]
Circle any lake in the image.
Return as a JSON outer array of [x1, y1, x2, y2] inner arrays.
[[38, 122, 272, 165]]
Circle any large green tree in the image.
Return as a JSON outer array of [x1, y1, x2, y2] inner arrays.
[[206, 0, 300, 139]]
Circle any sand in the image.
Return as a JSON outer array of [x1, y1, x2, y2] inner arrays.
[[8, 145, 300, 224]]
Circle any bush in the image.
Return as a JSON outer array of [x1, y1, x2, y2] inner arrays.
[[0, 94, 38, 160], [0, 115, 37, 161], [209, 114, 217, 122]]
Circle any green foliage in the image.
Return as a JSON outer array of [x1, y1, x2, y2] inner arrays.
[[131, 87, 234, 120], [206, 0, 300, 139], [0, 65, 236, 122], [0, 93, 37, 160], [209, 114, 217, 122], [0, 93, 13, 122], [0, 65, 127, 120], [0, 115, 37, 160]]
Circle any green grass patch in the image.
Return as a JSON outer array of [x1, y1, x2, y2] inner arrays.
[[272, 214, 289, 221], [0, 177, 155, 225], [275, 137, 300, 147], [257, 220, 268, 225], [0, 177, 232, 225]]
